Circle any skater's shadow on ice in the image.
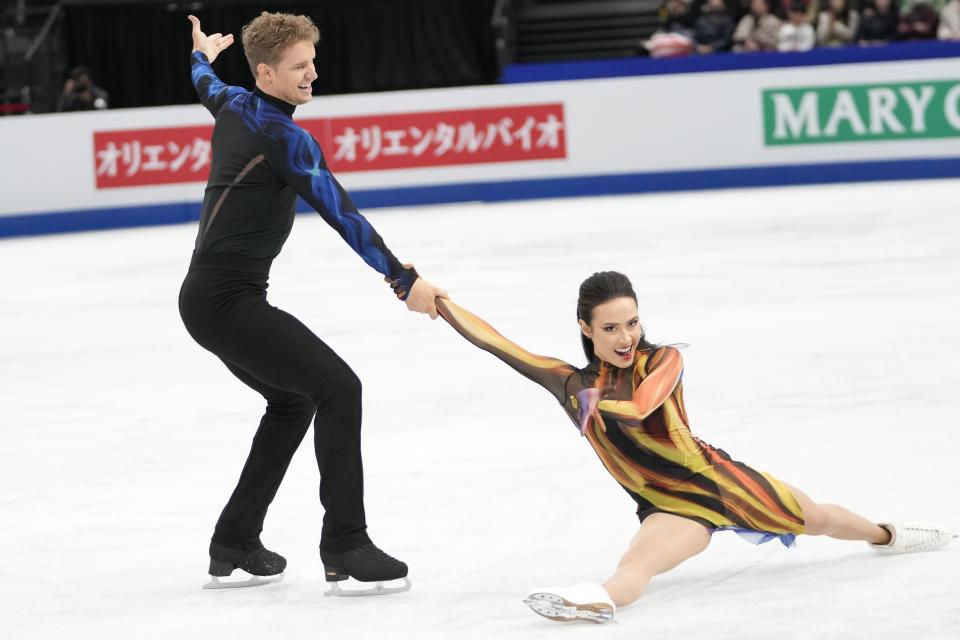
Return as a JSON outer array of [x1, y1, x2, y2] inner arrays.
[[640, 547, 918, 605]]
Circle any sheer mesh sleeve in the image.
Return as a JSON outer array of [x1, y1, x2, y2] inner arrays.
[[437, 298, 576, 404]]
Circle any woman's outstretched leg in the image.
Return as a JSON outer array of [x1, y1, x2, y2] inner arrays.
[[782, 482, 890, 543], [784, 482, 956, 553], [524, 513, 711, 623], [602, 512, 712, 607]]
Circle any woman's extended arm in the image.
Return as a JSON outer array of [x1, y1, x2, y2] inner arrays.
[[597, 347, 683, 423], [437, 297, 576, 404], [570, 347, 682, 434]]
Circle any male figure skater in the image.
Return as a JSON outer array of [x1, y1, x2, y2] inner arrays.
[[178, 13, 445, 594]]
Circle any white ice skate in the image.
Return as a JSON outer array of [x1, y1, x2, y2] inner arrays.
[[523, 582, 616, 623], [870, 521, 957, 554]]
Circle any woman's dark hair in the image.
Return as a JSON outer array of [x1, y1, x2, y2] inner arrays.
[[829, 0, 852, 22], [750, 0, 771, 16], [577, 271, 657, 364]]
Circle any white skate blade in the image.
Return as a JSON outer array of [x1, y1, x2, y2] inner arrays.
[[524, 592, 614, 624], [202, 570, 285, 589], [324, 577, 411, 597]]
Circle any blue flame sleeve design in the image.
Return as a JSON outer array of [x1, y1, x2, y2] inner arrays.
[[258, 111, 418, 295], [190, 51, 246, 117]]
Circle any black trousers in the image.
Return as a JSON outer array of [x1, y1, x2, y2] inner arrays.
[[179, 252, 371, 554]]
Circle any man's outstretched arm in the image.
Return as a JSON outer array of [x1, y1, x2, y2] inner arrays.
[[264, 124, 447, 318], [187, 15, 240, 116]]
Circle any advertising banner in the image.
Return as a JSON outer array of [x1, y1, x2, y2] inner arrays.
[[764, 80, 960, 145], [1, 51, 958, 236], [91, 103, 567, 189]]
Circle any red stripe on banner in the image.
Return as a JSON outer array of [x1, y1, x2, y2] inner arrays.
[[93, 126, 214, 189], [91, 103, 567, 189], [310, 103, 568, 173]]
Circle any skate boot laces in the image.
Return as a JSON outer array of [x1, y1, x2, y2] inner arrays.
[[352, 544, 398, 563]]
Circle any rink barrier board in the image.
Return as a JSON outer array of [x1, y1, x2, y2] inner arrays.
[[501, 41, 960, 83], [3, 155, 958, 239], [3, 43, 959, 238]]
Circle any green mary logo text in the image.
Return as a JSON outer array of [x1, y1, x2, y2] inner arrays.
[[763, 80, 960, 145]]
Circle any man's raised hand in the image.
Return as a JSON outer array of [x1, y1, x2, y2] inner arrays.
[[188, 15, 234, 64]]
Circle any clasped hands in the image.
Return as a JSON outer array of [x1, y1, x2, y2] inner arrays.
[[386, 268, 448, 320]]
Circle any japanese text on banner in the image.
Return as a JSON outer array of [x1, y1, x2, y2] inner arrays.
[[92, 103, 566, 189], [312, 103, 567, 172], [93, 126, 213, 189]]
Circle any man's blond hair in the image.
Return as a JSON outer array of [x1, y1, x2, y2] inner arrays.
[[241, 11, 320, 78]]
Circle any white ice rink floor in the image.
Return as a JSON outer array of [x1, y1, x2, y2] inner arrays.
[[2, 180, 959, 639]]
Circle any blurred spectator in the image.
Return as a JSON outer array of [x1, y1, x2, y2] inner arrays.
[[57, 66, 109, 112], [858, 0, 901, 43], [940, 0, 960, 38], [898, 1, 940, 37], [818, 0, 861, 46], [779, 0, 817, 50], [645, 0, 697, 57], [661, 0, 698, 36], [733, 0, 750, 20], [695, 0, 736, 52], [900, 0, 945, 12], [733, 0, 782, 51]]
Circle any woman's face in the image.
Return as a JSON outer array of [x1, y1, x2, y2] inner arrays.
[[751, 0, 769, 15], [830, 0, 846, 12], [580, 297, 643, 369]]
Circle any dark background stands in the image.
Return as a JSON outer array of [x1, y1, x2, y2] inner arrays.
[[57, 65, 108, 111]]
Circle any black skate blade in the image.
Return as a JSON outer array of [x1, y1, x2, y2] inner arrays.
[[202, 570, 285, 590], [323, 577, 411, 597], [523, 593, 614, 624]]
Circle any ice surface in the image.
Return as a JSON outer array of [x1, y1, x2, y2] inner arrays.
[[1, 180, 958, 639]]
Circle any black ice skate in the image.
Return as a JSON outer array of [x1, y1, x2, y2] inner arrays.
[[203, 540, 286, 589], [319, 543, 411, 597]]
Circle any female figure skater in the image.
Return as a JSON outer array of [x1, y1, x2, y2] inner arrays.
[[432, 271, 954, 623]]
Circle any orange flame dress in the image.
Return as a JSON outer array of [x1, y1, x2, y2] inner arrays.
[[438, 298, 805, 546]]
